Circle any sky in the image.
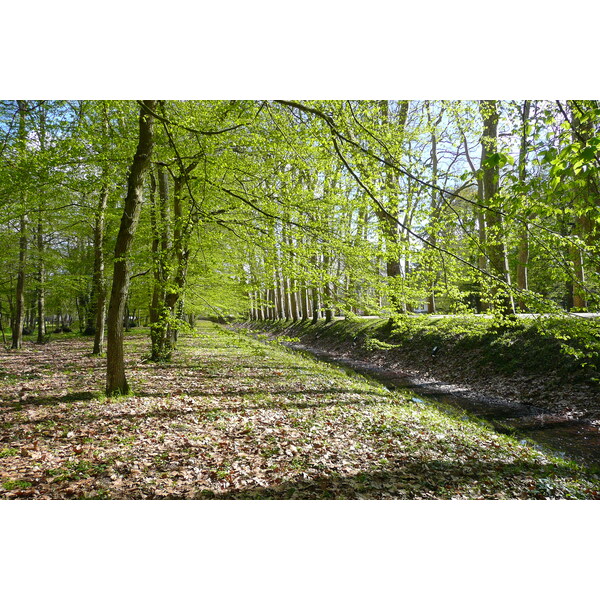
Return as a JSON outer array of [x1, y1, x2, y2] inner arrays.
[[2, 2, 598, 100]]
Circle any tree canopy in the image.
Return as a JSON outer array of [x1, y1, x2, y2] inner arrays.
[[1, 99, 599, 392]]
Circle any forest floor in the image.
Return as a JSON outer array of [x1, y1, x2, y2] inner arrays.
[[1, 320, 600, 500]]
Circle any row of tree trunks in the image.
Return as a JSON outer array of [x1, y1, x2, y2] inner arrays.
[[249, 282, 329, 322], [147, 159, 195, 361]]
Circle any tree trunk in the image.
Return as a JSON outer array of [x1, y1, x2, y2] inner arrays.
[[0, 307, 7, 347], [311, 287, 320, 325], [256, 290, 264, 320], [275, 274, 285, 320], [92, 104, 112, 353], [567, 101, 596, 310], [36, 217, 46, 343], [516, 100, 531, 311], [106, 100, 156, 395], [265, 289, 273, 320], [149, 166, 174, 361], [281, 273, 291, 320], [426, 102, 444, 314], [248, 291, 256, 320], [322, 253, 334, 323], [92, 184, 109, 353], [300, 286, 309, 321], [463, 131, 487, 313], [290, 283, 299, 321], [570, 239, 586, 309], [35, 105, 47, 344], [12, 101, 29, 350], [12, 216, 28, 349], [163, 174, 191, 348], [479, 100, 515, 314], [374, 100, 409, 315]]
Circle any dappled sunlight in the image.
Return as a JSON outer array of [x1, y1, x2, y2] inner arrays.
[[1, 322, 599, 499]]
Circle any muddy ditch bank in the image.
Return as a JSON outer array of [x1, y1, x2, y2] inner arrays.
[[235, 322, 600, 468]]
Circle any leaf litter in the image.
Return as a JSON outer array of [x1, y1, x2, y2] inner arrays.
[[1, 321, 599, 500]]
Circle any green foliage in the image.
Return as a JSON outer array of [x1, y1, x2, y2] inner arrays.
[[2, 99, 600, 375], [46, 459, 109, 482], [274, 335, 301, 344], [534, 316, 600, 370], [482, 152, 514, 169], [364, 337, 400, 351], [2, 479, 32, 490], [259, 313, 600, 381]]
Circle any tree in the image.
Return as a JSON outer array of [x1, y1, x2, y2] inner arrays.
[[11, 101, 29, 349], [106, 100, 157, 396], [479, 100, 515, 314], [515, 100, 532, 310], [3, 98, 600, 387]]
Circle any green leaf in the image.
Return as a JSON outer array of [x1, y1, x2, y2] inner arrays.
[[482, 152, 513, 169], [580, 146, 597, 162]]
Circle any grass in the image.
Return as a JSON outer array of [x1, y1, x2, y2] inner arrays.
[[2, 479, 33, 491], [0, 448, 18, 458], [0, 320, 599, 499], [243, 314, 600, 379], [240, 315, 600, 427]]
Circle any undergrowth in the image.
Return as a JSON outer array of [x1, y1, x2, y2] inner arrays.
[[243, 315, 600, 383]]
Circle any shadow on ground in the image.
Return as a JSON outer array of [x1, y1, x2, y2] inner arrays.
[[2, 391, 97, 410], [201, 457, 595, 500]]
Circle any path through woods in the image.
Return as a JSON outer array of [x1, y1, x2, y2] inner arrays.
[[1, 321, 599, 499]]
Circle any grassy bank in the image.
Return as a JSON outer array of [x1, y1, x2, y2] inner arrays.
[[243, 315, 600, 377], [240, 315, 600, 418]]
